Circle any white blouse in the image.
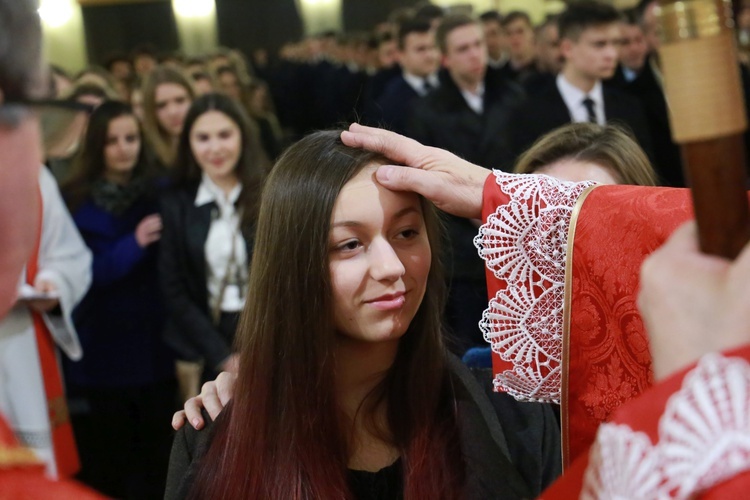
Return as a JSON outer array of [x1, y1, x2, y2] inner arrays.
[[194, 173, 248, 314]]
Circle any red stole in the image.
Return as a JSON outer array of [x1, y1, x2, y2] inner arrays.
[[25, 188, 80, 478]]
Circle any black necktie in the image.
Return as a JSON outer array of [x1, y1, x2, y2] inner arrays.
[[423, 79, 434, 93], [582, 97, 597, 124]]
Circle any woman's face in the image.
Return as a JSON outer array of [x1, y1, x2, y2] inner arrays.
[[154, 82, 191, 138], [328, 166, 431, 344], [218, 72, 242, 101], [189, 110, 242, 183], [103, 115, 141, 181]]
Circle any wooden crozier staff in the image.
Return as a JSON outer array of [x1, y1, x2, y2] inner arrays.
[[656, 0, 750, 257]]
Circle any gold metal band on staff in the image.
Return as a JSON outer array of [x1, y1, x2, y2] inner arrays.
[[656, 0, 733, 43], [655, 0, 746, 142]]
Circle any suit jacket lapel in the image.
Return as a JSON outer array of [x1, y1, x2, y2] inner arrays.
[[185, 200, 214, 295]]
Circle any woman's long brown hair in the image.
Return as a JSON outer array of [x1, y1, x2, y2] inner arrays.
[[188, 131, 465, 499]]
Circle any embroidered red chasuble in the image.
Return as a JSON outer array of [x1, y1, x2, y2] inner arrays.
[[476, 172, 740, 466]]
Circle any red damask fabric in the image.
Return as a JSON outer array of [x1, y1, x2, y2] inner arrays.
[[564, 185, 694, 464]]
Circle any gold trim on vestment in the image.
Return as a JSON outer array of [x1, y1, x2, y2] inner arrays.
[[0, 442, 42, 468], [561, 184, 599, 470]]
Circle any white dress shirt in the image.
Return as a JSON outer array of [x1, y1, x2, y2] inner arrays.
[[556, 74, 605, 125], [194, 173, 247, 314], [460, 82, 486, 114], [403, 71, 439, 96]]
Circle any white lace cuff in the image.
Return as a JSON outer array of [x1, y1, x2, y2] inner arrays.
[[473, 170, 594, 403]]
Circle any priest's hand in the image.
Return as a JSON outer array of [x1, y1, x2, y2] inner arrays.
[[172, 370, 236, 430], [341, 123, 490, 219], [25, 279, 60, 313], [638, 221, 750, 381]]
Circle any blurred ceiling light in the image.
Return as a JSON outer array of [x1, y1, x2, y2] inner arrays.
[[38, 0, 74, 28], [173, 0, 215, 18]]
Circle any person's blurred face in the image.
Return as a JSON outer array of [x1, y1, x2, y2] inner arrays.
[[329, 166, 431, 345], [562, 23, 621, 82], [378, 39, 398, 68], [399, 31, 439, 78], [104, 115, 140, 182], [642, 1, 661, 52], [443, 23, 488, 88], [218, 72, 242, 101], [482, 19, 507, 60], [189, 110, 242, 185], [505, 17, 535, 60], [536, 158, 620, 184], [619, 23, 648, 72], [110, 60, 132, 81], [193, 77, 214, 96], [0, 112, 42, 317], [536, 24, 562, 73], [154, 82, 191, 138], [134, 54, 156, 76]]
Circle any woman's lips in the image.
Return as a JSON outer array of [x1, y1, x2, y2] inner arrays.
[[367, 292, 406, 311]]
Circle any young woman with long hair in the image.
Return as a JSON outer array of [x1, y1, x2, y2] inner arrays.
[[61, 101, 177, 498], [141, 66, 195, 169], [159, 93, 269, 390], [165, 130, 561, 499]]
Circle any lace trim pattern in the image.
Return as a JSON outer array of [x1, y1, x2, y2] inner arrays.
[[582, 353, 750, 498], [474, 171, 593, 403]]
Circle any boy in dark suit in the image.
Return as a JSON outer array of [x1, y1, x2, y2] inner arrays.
[[510, 1, 653, 162], [370, 20, 440, 135]]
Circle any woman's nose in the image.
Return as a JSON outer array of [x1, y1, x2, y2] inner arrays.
[[369, 239, 405, 282]]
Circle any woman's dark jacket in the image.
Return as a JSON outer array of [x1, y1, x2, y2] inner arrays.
[[65, 186, 175, 387], [159, 183, 254, 369], [164, 354, 562, 499]]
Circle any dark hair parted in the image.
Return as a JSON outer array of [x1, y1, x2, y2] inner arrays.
[[514, 122, 658, 186], [173, 93, 269, 225], [558, 0, 621, 41], [436, 14, 479, 54], [502, 10, 532, 28], [188, 130, 465, 499], [479, 10, 503, 25], [397, 19, 433, 49], [63, 100, 151, 211]]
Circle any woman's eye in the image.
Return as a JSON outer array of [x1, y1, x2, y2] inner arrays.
[[336, 240, 361, 252], [396, 229, 419, 240]]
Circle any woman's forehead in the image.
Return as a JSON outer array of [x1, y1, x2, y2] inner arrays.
[[333, 165, 421, 220]]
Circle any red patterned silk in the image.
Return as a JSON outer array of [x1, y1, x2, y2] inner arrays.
[[564, 185, 694, 464]]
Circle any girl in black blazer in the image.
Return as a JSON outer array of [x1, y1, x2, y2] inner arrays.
[[160, 93, 269, 385]]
